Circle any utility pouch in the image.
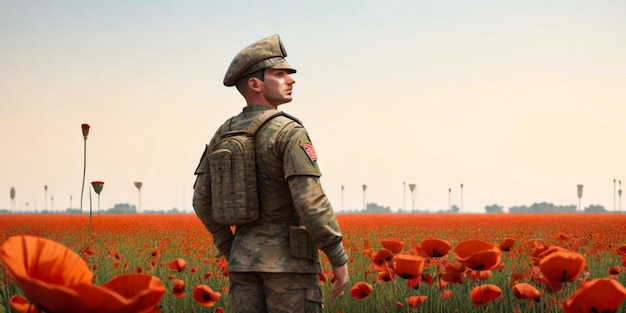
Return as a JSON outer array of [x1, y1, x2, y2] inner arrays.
[[289, 226, 318, 261]]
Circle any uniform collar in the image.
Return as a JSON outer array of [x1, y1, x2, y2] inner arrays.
[[242, 105, 272, 113]]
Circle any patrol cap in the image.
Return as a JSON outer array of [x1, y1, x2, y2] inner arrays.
[[223, 34, 297, 87]]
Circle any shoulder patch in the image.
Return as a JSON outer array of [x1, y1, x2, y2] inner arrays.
[[300, 142, 318, 162]]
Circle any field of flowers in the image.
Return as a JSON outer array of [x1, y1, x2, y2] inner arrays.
[[1, 213, 625, 313]]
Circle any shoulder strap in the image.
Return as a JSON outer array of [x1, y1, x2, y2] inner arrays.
[[215, 109, 301, 139], [245, 110, 300, 135], [217, 117, 234, 136]]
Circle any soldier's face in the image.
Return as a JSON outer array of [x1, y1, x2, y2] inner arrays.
[[261, 68, 295, 107]]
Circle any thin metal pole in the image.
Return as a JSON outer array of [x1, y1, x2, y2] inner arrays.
[[461, 184, 463, 213], [403, 181, 406, 212]]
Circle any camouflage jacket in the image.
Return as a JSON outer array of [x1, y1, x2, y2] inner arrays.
[[193, 105, 348, 273]]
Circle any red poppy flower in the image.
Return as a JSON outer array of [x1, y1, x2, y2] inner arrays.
[[150, 247, 159, 258], [538, 250, 586, 283], [441, 271, 465, 285], [536, 246, 567, 259], [442, 289, 453, 299], [381, 238, 404, 253], [509, 271, 527, 287], [528, 244, 551, 265], [215, 307, 225, 313], [350, 281, 373, 300], [407, 295, 428, 307], [470, 284, 502, 305], [217, 256, 228, 277], [440, 262, 467, 285], [512, 283, 541, 301], [0, 235, 93, 303], [0, 236, 165, 313], [393, 254, 425, 279], [81, 123, 90, 139], [608, 265, 621, 279], [109, 250, 122, 260], [421, 273, 434, 286], [317, 272, 327, 285], [97, 274, 166, 312], [499, 238, 515, 251], [169, 258, 186, 272], [406, 276, 421, 289], [84, 246, 97, 256], [562, 278, 626, 313], [376, 269, 395, 282], [172, 279, 186, 298], [192, 284, 221, 307], [371, 249, 393, 271], [530, 266, 564, 292], [467, 270, 492, 281], [91, 181, 104, 194], [420, 238, 452, 258], [9, 295, 41, 313], [531, 246, 565, 266], [617, 244, 626, 256], [419, 238, 452, 258], [453, 240, 502, 271], [444, 262, 466, 274]]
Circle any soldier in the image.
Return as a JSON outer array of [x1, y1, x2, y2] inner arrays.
[[193, 34, 349, 313]]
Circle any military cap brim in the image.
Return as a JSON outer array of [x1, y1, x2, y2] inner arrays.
[[223, 34, 297, 87]]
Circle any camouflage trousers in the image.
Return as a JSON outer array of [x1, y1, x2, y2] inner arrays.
[[228, 271, 323, 313]]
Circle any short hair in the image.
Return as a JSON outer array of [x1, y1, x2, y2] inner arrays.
[[235, 69, 265, 93]]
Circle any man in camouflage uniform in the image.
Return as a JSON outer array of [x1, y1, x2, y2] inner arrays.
[[193, 34, 349, 313]]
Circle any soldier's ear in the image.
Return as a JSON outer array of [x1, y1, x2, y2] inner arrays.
[[248, 78, 262, 92]]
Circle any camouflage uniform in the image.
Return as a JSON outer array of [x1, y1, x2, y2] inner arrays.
[[193, 35, 348, 313]]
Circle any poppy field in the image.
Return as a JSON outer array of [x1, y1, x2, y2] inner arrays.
[[1, 213, 626, 312]]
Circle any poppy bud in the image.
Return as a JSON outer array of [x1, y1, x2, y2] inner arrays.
[[81, 123, 90, 139], [91, 181, 104, 195], [172, 279, 186, 298]]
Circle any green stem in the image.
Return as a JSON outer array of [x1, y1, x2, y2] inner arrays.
[[88, 188, 92, 235], [1, 265, 10, 313], [80, 138, 87, 214]]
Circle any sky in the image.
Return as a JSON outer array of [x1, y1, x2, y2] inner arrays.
[[1, 0, 625, 214]]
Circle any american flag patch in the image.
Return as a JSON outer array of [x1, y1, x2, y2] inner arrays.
[[300, 142, 318, 162]]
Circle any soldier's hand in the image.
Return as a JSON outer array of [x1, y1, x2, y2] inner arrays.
[[330, 263, 349, 300]]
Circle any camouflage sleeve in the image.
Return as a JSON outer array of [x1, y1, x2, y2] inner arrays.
[[281, 124, 322, 178], [287, 175, 348, 267], [192, 145, 234, 259]]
